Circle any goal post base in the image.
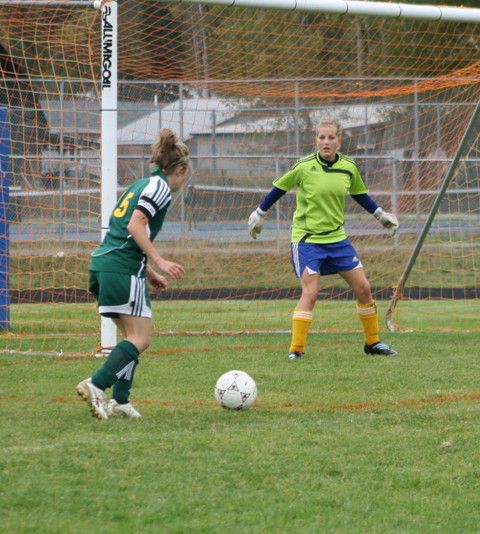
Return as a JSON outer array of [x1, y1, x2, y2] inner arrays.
[[92, 346, 113, 358]]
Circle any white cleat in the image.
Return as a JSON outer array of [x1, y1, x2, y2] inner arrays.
[[76, 377, 108, 420], [107, 399, 142, 419]]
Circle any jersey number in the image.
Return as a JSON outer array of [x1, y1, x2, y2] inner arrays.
[[113, 192, 134, 218]]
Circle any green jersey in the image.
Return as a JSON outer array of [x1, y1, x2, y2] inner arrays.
[[89, 170, 172, 276], [273, 152, 368, 244]]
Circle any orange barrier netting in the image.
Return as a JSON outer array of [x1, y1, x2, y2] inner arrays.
[[0, 1, 479, 353]]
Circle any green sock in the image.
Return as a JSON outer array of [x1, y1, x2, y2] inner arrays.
[[92, 340, 140, 399], [112, 356, 139, 405]]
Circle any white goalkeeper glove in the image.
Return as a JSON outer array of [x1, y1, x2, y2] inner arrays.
[[374, 207, 399, 236], [248, 207, 266, 240]]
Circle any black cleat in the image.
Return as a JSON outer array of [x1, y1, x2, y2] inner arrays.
[[288, 351, 304, 361], [364, 342, 397, 356]]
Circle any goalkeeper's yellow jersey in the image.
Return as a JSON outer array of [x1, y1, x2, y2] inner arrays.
[[273, 152, 368, 244]]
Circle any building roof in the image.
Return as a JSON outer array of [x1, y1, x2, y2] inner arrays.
[[37, 95, 392, 144], [189, 104, 392, 136], [117, 97, 236, 145], [40, 97, 155, 133]]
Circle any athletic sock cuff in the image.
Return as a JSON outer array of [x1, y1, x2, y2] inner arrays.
[[118, 340, 140, 360], [357, 301, 377, 316], [293, 309, 313, 321]]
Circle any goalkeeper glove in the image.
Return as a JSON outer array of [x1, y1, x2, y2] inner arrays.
[[374, 207, 399, 236], [248, 207, 266, 240]]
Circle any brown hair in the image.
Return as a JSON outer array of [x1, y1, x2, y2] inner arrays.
[[315, 119, 342, 137], [150, 128, 190, 174]]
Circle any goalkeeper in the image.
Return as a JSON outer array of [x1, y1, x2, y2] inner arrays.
[[77, 128, 190, 419], [248, 119, 398, 360]]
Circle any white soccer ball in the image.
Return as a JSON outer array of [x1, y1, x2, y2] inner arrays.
[[214, 370, 257, 410], [93, 0, 102, 9]]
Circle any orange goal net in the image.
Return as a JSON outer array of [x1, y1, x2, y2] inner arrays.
[[0, 0, 479, 354]]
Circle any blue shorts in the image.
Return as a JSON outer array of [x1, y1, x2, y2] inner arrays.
[[290, 239, 363, 278]]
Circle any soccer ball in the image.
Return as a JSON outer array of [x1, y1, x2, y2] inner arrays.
[[214, 370, 257, 410]]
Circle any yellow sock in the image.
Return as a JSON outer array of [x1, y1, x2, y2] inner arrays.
[[357, 301, 380, 345], [289, 308, 313, 353]]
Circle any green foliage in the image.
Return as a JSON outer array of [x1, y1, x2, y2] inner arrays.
[[2, 1, 479, 86], [172, 3, 480, 82]]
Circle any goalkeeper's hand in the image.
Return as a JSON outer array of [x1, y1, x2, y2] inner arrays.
[[374, 207, 399, 236], [248, 207, 266, 240]]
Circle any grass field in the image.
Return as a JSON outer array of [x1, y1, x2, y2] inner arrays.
[[2, 301, 480, 532]]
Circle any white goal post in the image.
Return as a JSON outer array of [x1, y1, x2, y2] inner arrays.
[[99, 0, 118, 354]]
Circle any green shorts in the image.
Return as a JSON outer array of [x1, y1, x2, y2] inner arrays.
[[89, 270, 152, 318]]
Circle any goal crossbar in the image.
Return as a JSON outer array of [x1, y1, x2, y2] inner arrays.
[[175, 0, 480, 23], [3, 1, 480, 24]]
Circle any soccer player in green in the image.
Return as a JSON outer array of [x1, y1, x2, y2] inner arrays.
[[248, 119, 399, 360], [77, 128, 190, 419]]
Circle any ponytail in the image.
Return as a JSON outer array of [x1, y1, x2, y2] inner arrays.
[[150, 128, 190, 174]]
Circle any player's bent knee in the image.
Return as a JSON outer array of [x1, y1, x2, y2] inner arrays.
[[301, 291, 318, 308], [356, 284, 373, 303], [128, 337, 150, 354]]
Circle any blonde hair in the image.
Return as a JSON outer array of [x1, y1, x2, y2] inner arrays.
[[150, 128, 190, 174], [315, 119, 342, 137]]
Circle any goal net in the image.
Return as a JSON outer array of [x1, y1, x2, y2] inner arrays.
[[1, 1, 479, 354]]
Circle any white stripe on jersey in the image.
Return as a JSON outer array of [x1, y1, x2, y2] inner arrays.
[[137, 176, 171, 218], [152, 179, 171, 208]]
